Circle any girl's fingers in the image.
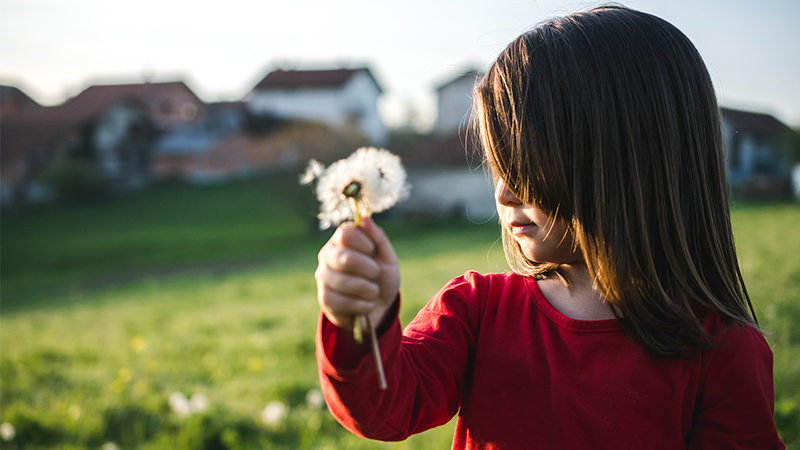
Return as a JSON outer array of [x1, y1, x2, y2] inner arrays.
[[318, 287, 378, 328], [358, 217, 398, 265], [315, 263, 380, 300], [315, 217, 400, 329], [322, 244, 381, 280], [332, 223, 376, 256]]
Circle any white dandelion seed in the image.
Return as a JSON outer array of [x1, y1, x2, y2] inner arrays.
[[0, 422, 15, 441], [261, 400, 288, 427], [190, 393, 210, 414], [305, 389, 325, 410], [168, 391, 192, 417], [300, 159, 324, 185], [102, 442, 120, 450], [301, 147, 409, 230]]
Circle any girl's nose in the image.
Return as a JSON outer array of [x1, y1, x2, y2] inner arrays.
[[495, 178, 522, 206]]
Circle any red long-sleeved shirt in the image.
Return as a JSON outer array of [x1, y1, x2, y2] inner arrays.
[[317, 271, 784, 449]]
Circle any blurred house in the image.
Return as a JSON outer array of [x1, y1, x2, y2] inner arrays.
[[433, 70, 480, 136], [1, 85, 40, 113], [395, 71, 800, 220], [151, 101, 251, 183], [1, 81, 206, 206], [246, 67, 387, 146], [721, 107, 794, 195], [395, 70, 495, 221], [1, 85, 50, 205], [398, 132, 494, 221], [151, 101, 369, 184]]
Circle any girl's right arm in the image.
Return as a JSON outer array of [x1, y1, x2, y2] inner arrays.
[[314, 218, 473, 440]]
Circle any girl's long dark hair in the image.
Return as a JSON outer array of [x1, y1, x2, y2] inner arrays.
[[474, 6, 758, 358]]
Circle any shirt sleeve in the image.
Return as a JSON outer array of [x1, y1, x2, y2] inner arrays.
[[687, 324, 785, 450], [315, 273, 484, 441]]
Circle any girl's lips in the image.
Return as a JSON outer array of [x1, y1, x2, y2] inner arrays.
[[509, 221, 537, 236]]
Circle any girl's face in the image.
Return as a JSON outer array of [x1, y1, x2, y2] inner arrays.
[[495, 178, 583, 265]]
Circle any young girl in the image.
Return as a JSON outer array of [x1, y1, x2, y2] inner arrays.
[[313, 6, 785, 449]]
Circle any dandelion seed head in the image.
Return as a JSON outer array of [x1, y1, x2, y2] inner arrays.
[[190, 393, 210, 413], [305, 389, 325, 410], [261, 400, 289, 427], [169, 391, 192, 417], [303, 147, 409, 229], [0, 423, 15, 441]]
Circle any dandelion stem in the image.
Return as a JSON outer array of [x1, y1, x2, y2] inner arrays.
[[367, 316, 389, 390], [353, 314, 364, 344], [350, 197, 362, 227], [348, 196, 366, 343], [346, 191, 386, 388]]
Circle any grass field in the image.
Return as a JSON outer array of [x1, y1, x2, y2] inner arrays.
[[1, 175, 798, 449]]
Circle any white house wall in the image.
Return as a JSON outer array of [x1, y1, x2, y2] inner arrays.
[[397, 167, 496, 221], [435, 76, 477, 136], [248, 88, 342, 123], [247, 71, 387, 145], [342, 71, 387, 145]]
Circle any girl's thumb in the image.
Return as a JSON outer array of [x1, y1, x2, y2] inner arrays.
[[360, 217, 397, 264]]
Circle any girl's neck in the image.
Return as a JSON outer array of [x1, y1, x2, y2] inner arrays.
[[537, 263, 617, 321]]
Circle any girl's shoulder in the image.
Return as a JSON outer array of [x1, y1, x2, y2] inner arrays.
[[451, 270, 531, 287], [442, 270, 534, 299], [695, 306, 771, 362], [426, 271, 532, 314]]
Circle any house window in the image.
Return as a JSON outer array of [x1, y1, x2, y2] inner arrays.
[[180, 103, 198, 121]]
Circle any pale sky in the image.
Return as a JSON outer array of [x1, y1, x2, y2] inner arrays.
[[1, 0, 799, 129]]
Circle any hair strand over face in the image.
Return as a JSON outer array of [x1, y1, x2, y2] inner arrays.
[[473, 5, 758, 358]]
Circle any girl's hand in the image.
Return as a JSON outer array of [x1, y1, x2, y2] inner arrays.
[[315, 217, 400, 331]]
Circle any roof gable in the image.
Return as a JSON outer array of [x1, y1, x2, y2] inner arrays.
[[436, 70, 481, 92], [721, 107, 791, 137], [59, 81, 201, 119], [252, 68, 382, 93], [1, 85, 41, 113], [0, 81, 204, 165]]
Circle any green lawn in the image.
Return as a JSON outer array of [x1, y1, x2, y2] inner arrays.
[[1, 177, 798, 449]]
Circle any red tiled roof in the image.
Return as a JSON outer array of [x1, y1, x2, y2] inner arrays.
[[721, 107, 791, 137], [1, 102, 74, 166], [58, 81, 202, 124], [1, 85, 41, 115], [0, 81, 204, 172], [252, 68, 382, 93]]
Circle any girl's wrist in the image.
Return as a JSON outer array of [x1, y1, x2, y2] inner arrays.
[[370, 293, 400, 337]]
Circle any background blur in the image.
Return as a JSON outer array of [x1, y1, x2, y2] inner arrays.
[[2, 0, 800, 129], [1, 0, 799, 449]]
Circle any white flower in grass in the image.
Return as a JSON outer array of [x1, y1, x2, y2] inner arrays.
[[301, 147, 409, 229], [102, 442, 120, 450], [169, 391, 192, 417], [190, 393, 210, 414], [0, 422, 15, 441], [305, 389, 325, 410], [261, 400, 288, 428]]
